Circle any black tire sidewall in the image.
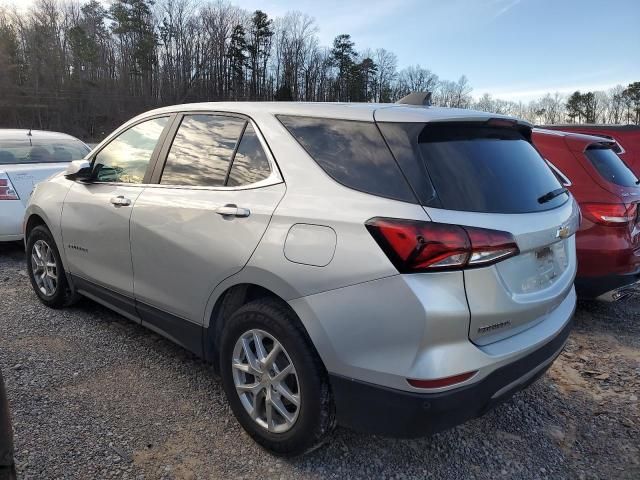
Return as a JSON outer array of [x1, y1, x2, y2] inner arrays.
[[26, 225, 69, 308], [220, 300, 332, 455]]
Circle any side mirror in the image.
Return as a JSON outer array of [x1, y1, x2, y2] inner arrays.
[[64, 160, 92, 181]]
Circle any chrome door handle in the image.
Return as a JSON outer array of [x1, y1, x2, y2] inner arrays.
[[215, 204, 250, 218], [110, 196, 131, 207]]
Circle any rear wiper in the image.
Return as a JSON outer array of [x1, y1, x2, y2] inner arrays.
[[538, 187, 568, 204]]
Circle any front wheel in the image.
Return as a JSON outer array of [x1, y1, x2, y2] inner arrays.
[[26, 225, 78, 308], [219, 298, 335, 456]]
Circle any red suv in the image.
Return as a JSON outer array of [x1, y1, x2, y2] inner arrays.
[[533, 128, 640, 301], [542, 124, 640, 177]]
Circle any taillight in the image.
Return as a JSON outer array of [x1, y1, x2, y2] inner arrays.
[[0, 172, 19, 200], [366, 218, 519, 273], [580, 203, 637, 226]]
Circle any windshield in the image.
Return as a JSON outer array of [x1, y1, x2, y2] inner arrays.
[[585, 146, 638, 187], [0, 138, 90, 165]]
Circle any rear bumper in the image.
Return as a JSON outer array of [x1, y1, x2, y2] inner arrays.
[[575, 268, 640, 300], [330, 316, 573, 438]]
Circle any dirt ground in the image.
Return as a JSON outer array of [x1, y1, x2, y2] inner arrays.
[[0, 241, 638, 479]]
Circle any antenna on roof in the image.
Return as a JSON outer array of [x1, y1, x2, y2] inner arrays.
[[396, 91, 432, 107]]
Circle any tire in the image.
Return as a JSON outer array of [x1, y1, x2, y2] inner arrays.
[[219, 298, 335, 456], [26, 225, 79, 308]]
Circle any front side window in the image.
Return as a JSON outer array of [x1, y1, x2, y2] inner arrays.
[[160, 115, 245, 186], [227, 124, 271, 187], [94, 117, 169, 184]]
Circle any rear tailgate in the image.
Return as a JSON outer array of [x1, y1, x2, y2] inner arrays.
[[426, 202, 578, 345], [1, 163, 68, 206], [378, 118, 579, 345]]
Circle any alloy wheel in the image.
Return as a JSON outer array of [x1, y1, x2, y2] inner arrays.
[[231, 329, 301, 433], [31, 239, 57, 297]]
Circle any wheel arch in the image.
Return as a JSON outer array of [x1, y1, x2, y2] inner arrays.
[[24, 212, 48, 240], [24, 206, 74, 293], [204, 277, 318, 373]]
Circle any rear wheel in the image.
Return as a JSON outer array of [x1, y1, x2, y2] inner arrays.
[[220, 298, 335, 456], [26, 225, 78, 308]]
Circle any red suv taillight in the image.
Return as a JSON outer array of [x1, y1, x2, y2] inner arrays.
[[365, 218, 519, 273], [0, 172, 19, 201], [580, 203, 637, 227]]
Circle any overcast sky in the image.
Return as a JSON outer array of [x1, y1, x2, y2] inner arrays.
[[2, 0, 638, 102]]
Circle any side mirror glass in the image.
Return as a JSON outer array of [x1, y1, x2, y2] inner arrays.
[[64, 160, 92, 181]]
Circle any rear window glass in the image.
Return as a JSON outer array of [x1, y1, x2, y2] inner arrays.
[[585, 147, 638, 187], [0, 139, 89, 164], [278, 115, 415, 203], [381, 123, 568, 213]]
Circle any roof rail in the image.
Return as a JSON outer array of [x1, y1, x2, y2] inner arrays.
[[396, 91, 432, 107]]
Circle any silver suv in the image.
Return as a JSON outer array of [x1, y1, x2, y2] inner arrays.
[[24, 102, 579, 455]]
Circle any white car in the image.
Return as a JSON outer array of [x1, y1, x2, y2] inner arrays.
[[0, 129, 90, 241]]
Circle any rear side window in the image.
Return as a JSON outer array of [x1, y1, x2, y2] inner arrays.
[[585, 147, 638, 187], [278, 116, 415, 203], [380, 123, 568, 213], [227, 124, 271, 187], [161, 115, 245, 186]]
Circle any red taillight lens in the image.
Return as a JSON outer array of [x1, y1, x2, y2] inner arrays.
[[0, 173, 19, 201], [465, 226, 520, 266], [366, 218, 519, 273], [580, 203, 637, 226], [408, 370, 477, 389]]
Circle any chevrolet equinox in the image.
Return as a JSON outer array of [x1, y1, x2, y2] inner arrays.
[[24, 101, 579, 455]]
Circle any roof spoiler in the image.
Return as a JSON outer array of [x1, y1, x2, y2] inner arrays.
[[396, 91, 432, 107]]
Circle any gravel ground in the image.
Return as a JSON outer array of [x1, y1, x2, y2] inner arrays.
[[1, 241, 638, 479]]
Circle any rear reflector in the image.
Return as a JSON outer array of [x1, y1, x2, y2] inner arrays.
[[580, 203, 637, 226], [0, 172, 19, 200], [408, 371, 477, 389], [366, 218, 519, 273]]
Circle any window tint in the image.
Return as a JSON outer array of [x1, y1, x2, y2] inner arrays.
[[161, 115, 245, 186], [94, 117, 169, 183], [585, 147, 638, 187], [380, 123, 567, 213], [417, 125, 567, 213], [278, 115, 415, 203], [227, 124, 271, 187]]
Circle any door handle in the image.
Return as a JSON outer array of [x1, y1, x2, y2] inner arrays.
[[110, 195, 132, 207], [215, 204, 251, 218]]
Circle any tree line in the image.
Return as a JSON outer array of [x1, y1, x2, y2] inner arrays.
[[0, 0, 638, 141]]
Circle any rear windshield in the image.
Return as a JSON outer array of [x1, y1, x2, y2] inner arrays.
[[380, 123, 568, 213], [585, 147, 638, 187], [0, 138, 90, 165]]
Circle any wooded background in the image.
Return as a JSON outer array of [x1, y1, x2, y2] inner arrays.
[[1, 0, 639, 141]]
